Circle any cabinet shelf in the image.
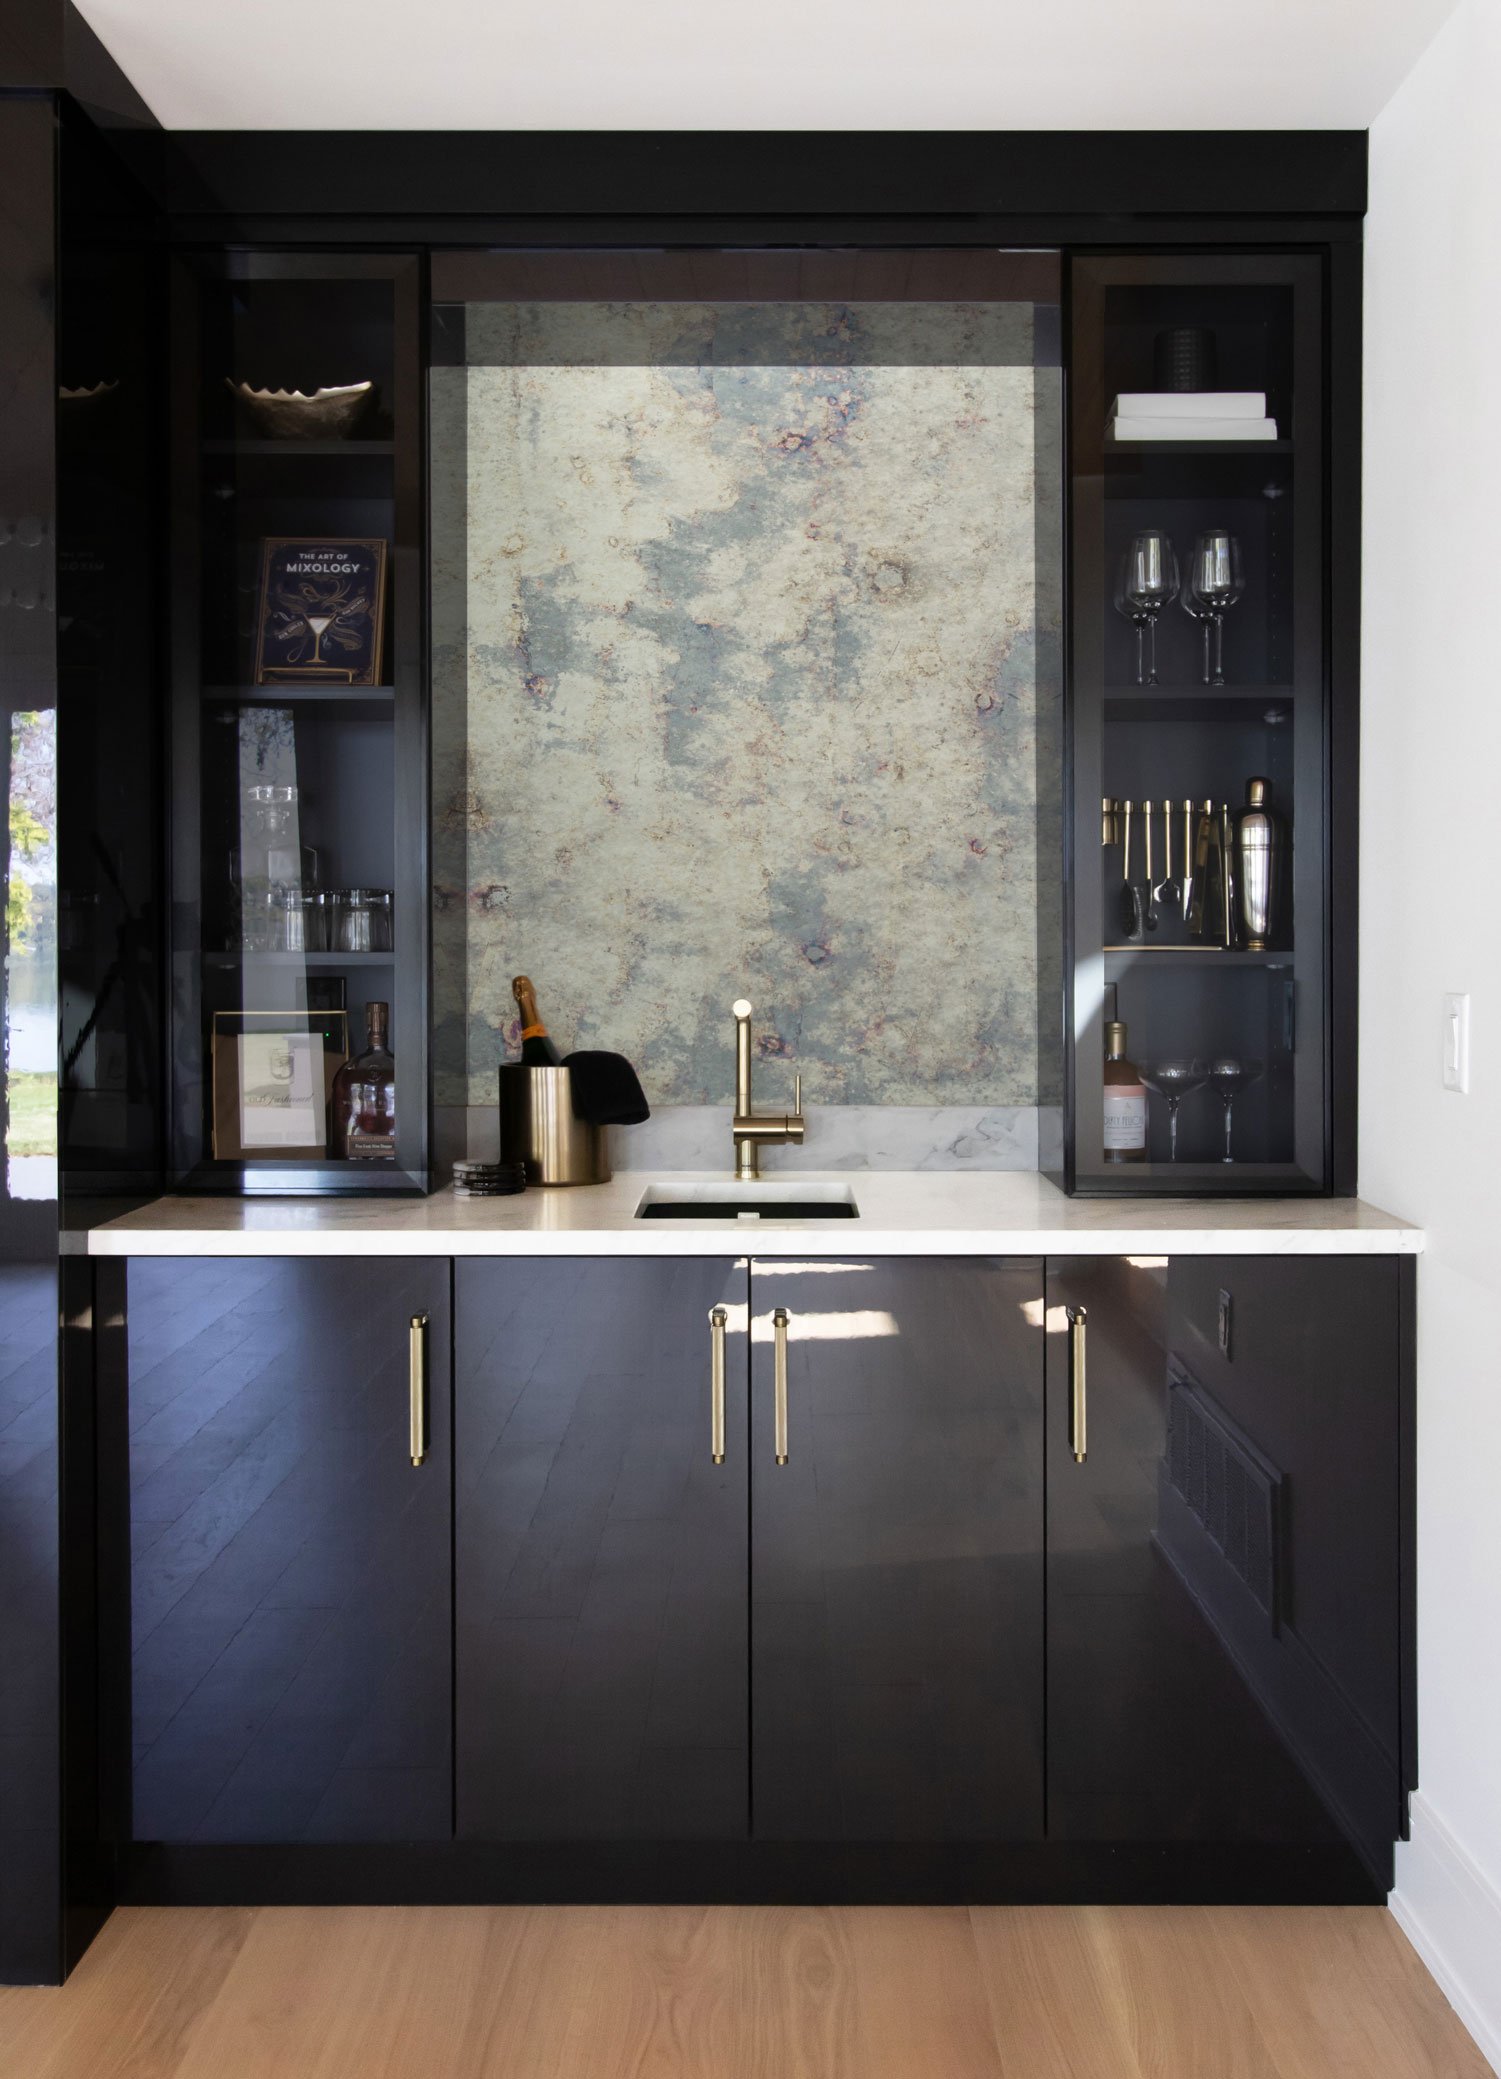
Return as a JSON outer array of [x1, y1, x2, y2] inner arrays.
[[1102, 685, 1293, 703], [1105, 437, 1292, 457], [1103, 946, 1293, 967], [203, 438, 395, 456], [204, 950, 395, 968], [202, 684, 395, 704]]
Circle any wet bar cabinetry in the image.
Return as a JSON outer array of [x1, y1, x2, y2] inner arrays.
[[452, 1258, 1044, 1851], [455, 1258, 751, 1843], [1046, 1255, 1410, 1880], [167, 255, 428, 1192], [747, 1257, 1044, 1845], [1066, 254, 1345, 1194], [125, 1258, 451, 1845], [110, 1245, 1411, 1904]]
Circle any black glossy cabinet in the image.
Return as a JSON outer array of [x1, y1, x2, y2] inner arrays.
[[750, 1257, 1044, 1842], [127, 1257, 451, 1842], [1045, 1255, 1406, 1883], [112, 1247, 1410, 1901], [455, 1258, 749, 1840]]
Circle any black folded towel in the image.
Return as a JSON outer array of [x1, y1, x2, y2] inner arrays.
[[564, 1050, 651, 1127]]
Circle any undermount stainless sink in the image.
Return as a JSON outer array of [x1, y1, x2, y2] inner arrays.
[[635, 1181, 859, 1221]]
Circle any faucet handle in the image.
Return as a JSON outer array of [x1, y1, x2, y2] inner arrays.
[[732, 997, 752, 1022], [793, 1072, 802, 1117]]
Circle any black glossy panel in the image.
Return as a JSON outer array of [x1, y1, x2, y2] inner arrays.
[[1167, 1254, 1403, 1843], [58, 110, 166, 1206], [750, 1257, 1045, 1842], [0, 1264, 61, 1979], [0, 92, 62, 1987], [127, 1257, 452, 1843], [1045, 1257, 1395, 1882], [456, 1258, 749, 1842]]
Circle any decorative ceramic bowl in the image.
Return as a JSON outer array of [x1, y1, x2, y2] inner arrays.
[[226, 378, 375, 439]]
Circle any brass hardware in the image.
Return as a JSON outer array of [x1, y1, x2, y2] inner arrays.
[[772, 1307, 790, 1464], [730, 998, 806, 1180], [409, 1313, 430, 1467], [1067, 1305, 1087, 1464], [709, 1307, 729, 1465]]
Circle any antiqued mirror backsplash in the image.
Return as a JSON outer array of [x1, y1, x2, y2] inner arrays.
[[431, 280, 1063, 1167]]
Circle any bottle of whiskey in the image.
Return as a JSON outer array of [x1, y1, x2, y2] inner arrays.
[[332, 1000, 396, 1160], [1103, 1018, 1147, 1164], [511, 975, 563, 1066]]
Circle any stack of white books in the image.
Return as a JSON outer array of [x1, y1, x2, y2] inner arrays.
[[1108, 392, 1278, 442]]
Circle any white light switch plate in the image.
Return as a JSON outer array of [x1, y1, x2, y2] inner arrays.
[[1443, 992, 1470, 1093]]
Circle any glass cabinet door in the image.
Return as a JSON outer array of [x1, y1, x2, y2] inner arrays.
[[1067, 256, 1327, 1192], [168, 254, 426, 1191]]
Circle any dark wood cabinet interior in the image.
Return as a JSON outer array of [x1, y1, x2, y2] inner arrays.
[[126, 1257, 452, 1843]]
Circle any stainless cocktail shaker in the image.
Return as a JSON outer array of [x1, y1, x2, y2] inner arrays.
[[1235, 776, 1283, 951]]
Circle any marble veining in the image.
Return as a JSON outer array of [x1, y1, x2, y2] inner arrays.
[[432, 301, 1059, 1120]]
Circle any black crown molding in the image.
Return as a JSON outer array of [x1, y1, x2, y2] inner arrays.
[[104, 127, 1366, 234]]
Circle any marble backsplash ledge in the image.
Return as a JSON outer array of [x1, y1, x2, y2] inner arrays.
[[441, 1104, 1041, 1174]]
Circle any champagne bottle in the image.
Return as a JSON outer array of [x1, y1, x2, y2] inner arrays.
[[511, 975, 562, 1066], [1102, 1018, 1147, 1164], [332, 1000, 396, 1161]]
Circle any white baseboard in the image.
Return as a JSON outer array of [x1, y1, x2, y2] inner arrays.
[[1391, 1792, 1501, 2075]]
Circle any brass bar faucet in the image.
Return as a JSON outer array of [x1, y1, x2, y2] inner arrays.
[[731, 998, 806, 1180]]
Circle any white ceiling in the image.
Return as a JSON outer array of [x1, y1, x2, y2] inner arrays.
[[78, 0, 1456, 131]]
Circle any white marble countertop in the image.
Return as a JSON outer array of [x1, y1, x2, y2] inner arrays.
[[75, 1172, 1422, 1257]]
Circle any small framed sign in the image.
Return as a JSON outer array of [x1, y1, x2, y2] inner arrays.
[[254, 537, 387, 686], [211, 1010, 348, 1161]]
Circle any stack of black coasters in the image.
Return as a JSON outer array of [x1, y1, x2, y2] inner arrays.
[[452, 1160, 527, 1198]]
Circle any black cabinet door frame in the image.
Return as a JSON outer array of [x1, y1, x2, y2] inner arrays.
[[455, 1257, 750, 1844]]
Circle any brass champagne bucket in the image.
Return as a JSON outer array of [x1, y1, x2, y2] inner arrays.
[[498, 1064, 611, 1186]]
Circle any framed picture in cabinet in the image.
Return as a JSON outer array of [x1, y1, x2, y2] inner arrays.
[[211, 1010, 348, 1160]]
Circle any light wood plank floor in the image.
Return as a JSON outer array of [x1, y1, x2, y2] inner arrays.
[[0, 1905, 1487, 2079]]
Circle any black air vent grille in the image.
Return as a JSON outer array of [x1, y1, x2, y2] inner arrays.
[[1166, 1363, 1283, 1626]]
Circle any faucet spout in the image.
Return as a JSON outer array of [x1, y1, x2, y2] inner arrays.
[[730, 997, 806, 1180]]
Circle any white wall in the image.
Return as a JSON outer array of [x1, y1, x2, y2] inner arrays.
[[1364, 1, 1501, 2062]]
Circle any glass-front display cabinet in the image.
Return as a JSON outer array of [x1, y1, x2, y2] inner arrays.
[[1065, 254, 1331, 1194], [168, 253, 428, 1190]]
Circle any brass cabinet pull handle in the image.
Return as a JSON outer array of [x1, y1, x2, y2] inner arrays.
[[709, 1307, 728, 1464], [409, 1313, 430, 1467], [773, 1307, 790, 1465], [1067, 1304, 1087, 1464]]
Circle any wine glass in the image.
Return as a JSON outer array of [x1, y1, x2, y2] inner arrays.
[[1114, 531, 1179, 686], [1140, 1057, 1209, 1162], [1208, 1056, 1264, 1163], [1182, 530, 1245, 686]]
